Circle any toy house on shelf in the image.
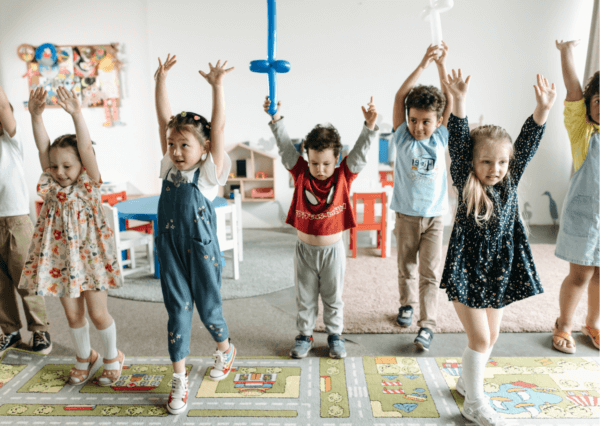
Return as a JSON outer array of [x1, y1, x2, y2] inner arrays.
[[226, 144, 276, 202]]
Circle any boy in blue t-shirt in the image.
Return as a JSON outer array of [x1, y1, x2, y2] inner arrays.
[[391, 43, 452, 350]]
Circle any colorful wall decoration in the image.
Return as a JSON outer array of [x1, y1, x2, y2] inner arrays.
[[17, 43, 124, 127]]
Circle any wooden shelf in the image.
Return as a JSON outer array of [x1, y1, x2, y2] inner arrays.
[[226, 144, 277, 203]]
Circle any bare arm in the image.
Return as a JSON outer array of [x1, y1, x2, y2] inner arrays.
[[154, 55, 176, 156], [392, 44, 438, 130], [56, 86, 101, 182], [0, 84, 16, 138], [435, 41, 453, 127], [28, 88, 51, 170], [199, 60, 234, 179], [556, 40, 583, 101]]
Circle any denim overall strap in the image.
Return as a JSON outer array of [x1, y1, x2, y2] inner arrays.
[[555, 132, 600, 266], [156, 166, 228, 362]]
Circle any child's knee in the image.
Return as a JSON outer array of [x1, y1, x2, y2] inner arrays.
[[87, 309, 111, 328]]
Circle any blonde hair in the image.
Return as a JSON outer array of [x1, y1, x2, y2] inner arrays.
[[462, 125, 513, 226]]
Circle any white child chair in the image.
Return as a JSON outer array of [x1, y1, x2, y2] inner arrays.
[[216, 190, 241, 280], [102, 203, 155, 277]]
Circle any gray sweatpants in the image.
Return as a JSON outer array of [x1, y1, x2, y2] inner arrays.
[[294, 239, 346, 336]]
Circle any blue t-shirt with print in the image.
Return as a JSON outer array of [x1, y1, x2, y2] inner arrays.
[[390, 122, 449, 217]]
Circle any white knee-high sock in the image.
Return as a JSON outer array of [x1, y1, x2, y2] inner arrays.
[[98, 321, 119, 370], [462, 346, 488, 405], [69, 321, 92, 370]]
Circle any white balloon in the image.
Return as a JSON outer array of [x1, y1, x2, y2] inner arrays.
[[421, 0, 454, 49]]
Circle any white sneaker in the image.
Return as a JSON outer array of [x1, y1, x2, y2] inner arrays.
[[462, 399, 508, 426], [209, 342, 236, 381], [167, 373, 188, 415]]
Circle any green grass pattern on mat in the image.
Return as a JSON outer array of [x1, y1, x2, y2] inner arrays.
[[82, 364, 192, 393], [0, 404, 168, 417], [18, 364, 71, 393], [363, 356, 439, 418], [435, 356, 600, 420], [188, 410, 297, 417], [0, 364, 27, 387], [197, 365, 301, 398], [320, 358, 350, 418]]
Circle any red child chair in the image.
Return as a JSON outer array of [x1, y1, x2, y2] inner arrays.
[[349, 192, 387, 258], [379, 170, 394, 188], [101, 191, 153, 234]]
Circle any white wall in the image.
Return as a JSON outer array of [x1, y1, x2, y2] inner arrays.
[[1, 0, 594, 226]]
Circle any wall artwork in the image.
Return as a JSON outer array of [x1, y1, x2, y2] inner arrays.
[[17, 43, 124, 127]]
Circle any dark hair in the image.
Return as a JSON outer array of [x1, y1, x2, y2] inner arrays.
[[303, 124, 343, 159], [583, 71, 599, 117], [405, 85, 446, 119], [49, 134, 81, 163], [166, 112, 211, 145]]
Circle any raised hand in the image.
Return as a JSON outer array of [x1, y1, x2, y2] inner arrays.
[[434, 40, 449, 66], [555, 39, 580, 51], [361, 96, 378, 130], [28, 87, 47, 116], [154, 54, 177, 82], [199, 60, 234, 86], [443, 68, 471, 99], [533, 74, 557, 111], [56, 86, 82, 115], [420, 44, 440, 69], [264, 96, 282, 122]]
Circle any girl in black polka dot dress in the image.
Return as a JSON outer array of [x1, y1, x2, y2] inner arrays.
[[440, 70, 556, 426]]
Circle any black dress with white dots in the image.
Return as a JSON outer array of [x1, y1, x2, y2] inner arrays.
[[440, 114, 546, 309]]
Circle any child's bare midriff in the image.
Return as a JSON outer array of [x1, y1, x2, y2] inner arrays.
[[298, 230, 342, 246]]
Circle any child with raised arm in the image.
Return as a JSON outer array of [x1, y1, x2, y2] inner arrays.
[[154, 55, 235, 415], [391, 42, 452, 351], [19, 86, 124, 386], [552, 39, 599, 353], [0, 84, 51, 355], [263, 96, 378, 359], [441, 70, 556, 426]]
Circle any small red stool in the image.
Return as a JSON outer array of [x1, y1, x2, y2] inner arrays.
[[349, 192, 387, 258], [379, 170, 394, 188]]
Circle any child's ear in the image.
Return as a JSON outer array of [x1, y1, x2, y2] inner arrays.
[[436, 116, 443, 127], [204, 139, 212, 152]]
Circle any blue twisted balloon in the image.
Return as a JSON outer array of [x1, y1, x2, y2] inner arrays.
[[250, 0, 290, 115]]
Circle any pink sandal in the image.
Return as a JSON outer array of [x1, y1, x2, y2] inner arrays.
[[552, 318, 576, 354], [68, 349, 99, 385], [98, 350, 125, 387]]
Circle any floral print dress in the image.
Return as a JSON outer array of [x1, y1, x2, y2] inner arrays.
[[440, 114, 546, 308], [19, 170, 122, 298]]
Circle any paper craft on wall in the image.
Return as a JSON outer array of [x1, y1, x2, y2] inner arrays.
[[17, 42, 124, 127]]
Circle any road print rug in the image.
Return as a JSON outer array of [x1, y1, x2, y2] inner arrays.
[[0, 349, 597, 425]]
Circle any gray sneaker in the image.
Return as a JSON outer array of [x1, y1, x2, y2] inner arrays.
[[327, 334, 346, 359], [0, 331, 21, 355], [290, 335, 313, 358]]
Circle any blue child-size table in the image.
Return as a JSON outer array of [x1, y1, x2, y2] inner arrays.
[[115, 195, 228, 279]]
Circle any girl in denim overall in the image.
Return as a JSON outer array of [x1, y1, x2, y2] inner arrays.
[[154, 55, 235, 415]]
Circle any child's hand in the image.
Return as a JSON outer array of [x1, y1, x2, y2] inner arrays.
[[154, 54, 177, 82], [443, 68, 471, 99], [533, 74, 556, 111], [28, 87, 47, 116], [555, 39, 580, 51], [56, 86, 82, 116], [361, 96, 377, 130], [434, 41, 449, 66], [199, 60, 234, 86], [419, 44, 439, 69], [264, 96, 282, 122]]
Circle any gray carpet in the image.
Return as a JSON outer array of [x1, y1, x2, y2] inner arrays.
[[108, 229, 296, 303]]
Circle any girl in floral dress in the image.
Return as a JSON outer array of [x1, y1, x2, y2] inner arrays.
[[440, 71, 556, 426], [19, 86, 124, 387]]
